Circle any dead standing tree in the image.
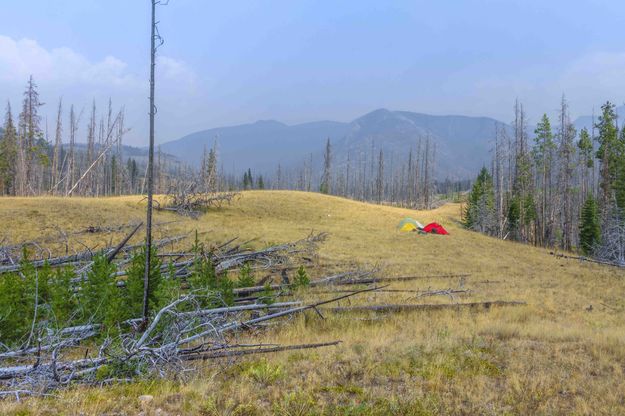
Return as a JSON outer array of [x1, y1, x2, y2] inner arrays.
[[143, 0, 171, 325], [594, 208, 625, 266]]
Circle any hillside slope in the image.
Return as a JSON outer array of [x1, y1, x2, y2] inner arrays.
[[2, 191, 625, 415]]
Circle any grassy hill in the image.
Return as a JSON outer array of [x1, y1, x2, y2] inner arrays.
[[2, 191, 625, 415]]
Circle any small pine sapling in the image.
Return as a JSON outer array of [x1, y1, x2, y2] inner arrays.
[[259, 282, 276, 305], [292, 265, 310, 289], [237, 263, 255, 288]]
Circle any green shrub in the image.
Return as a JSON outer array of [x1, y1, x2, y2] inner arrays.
[[292, 265, 310, 288], [155, 261, 182, 309], [245, 359, 284, 384], [47, 266, 78, 325], [259, 282, 275, 305], [236, 263, 255, 288], [80, 254, 119, 326], [125, 246, 163, 318], [0, 272, 31, 344]]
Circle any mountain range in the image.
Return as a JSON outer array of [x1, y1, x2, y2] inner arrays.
[[2, 107, 621, 181], [160, 109, 512, 180], [161, 106, 624, 180]]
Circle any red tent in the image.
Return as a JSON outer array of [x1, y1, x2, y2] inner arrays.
[[422, 222, 449, 235]]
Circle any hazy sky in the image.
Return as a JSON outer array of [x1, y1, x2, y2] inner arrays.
[[2, 0, 625, 145]]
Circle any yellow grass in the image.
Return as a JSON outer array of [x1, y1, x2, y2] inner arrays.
[[2, 191, 625, 415]]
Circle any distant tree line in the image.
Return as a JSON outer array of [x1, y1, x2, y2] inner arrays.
[[312, 136, 444, 208], [464, 97, 625, 265], [230, 136, 464, 209]]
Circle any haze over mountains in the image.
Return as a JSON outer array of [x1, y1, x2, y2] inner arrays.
[[573, 105, 625, 134], [160, 108, 514, 180], [160, 106, 625, 180]]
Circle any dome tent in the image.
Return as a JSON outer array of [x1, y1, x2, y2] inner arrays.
[[397, 217, 424, 232], [422, 222, 449, 235]]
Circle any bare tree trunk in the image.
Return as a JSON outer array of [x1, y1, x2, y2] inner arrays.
[[65, 106, 77, 196], [424, 136, 430, 209], [143, 0, 158, 325], [50, 99, 62, 194], [376, 149, 384, 203]]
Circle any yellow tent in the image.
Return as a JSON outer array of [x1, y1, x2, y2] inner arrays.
[[397, 217, 424, 232]]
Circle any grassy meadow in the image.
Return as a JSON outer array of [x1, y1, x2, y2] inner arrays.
[[1, 191, 625, 415]]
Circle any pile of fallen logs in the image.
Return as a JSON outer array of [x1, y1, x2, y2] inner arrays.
[[161, 179, 239, 217], [0, 277, 380, 398], [0, 224, 324, 281], [0, 225, 527, 400]]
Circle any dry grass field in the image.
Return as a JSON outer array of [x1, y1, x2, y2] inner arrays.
[[1, 191, 625, 415]]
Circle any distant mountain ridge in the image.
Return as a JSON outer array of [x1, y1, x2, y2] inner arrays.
[[573, 105, 625, 134], [160, 119, 350, 173], [160, 109, 511, 180], [3, 107, 621, 181], [337, 109, 510, 178]]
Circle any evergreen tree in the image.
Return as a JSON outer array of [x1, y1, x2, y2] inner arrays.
[[80, 255, 117, 324], [578, 127, 594, 170], [556, 96, 577, 251], [17, 76, 45, 194], [0, 272, 30, 343], [257, 175, 265, 189], [125, 246, 163, 319], [236, 263, 255, 288], [579, 196, 601, 255], [206, 144, 217, 192], [533, 114, 555, 244], [0, 102, 18, 195], [512, 100, 534, 242], [595, 102, 621, 211], [242, 170, 250, 189], [247, 168, 253, 189], [616, 124, 625, 209], [463, 167, 495, 233], [47, 267, 77, 325], [578, 127, 594, 199], [292, 265, 310, 288], [507, 195, 521, 240]]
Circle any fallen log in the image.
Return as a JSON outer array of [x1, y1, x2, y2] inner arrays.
[[326, 300, 526, 313], [183, 341, 341, 361], [177, 301, 302, 319], [549, 251, 624, 268], [231, 271, 370, 296], [335, 273, 471, 285], [1, 233, 186, 275], [0, 250, 99, 273], [106, 222, 143, 263], [170, 285, 386, 348], [0, 356, 107, 380], [312, 288, 470, 296], [218, 285, 387, 334]]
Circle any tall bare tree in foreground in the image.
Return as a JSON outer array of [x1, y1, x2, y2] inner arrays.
[[143, 0, 166, 325]]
